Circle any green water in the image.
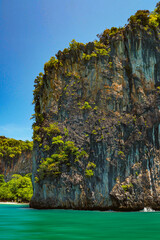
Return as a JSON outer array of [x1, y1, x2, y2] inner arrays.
[[0, 204, 160, 239]]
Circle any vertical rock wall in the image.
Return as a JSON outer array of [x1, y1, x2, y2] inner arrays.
[[0, 137, 33, 181], [0, 151, 32, 181], [30, 25, 160, 210]]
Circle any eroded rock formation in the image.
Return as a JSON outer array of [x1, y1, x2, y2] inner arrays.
[[30, 4, 160, 210]]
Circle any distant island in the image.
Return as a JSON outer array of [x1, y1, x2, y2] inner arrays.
[[0, 136, 33, 202]]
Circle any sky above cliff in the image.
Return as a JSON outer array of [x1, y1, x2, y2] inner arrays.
[[0, 0, 158, 140]]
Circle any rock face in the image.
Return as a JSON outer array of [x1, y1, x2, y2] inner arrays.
[[30, 7, 160, 210], [0, 137, 33, 181], [0, 152, 32, 181]]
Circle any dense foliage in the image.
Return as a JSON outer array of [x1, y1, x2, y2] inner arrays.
[[0, 136, 33, 159], [128, 9, 160, 29], [97, 27, 124, 44], [85, 162, 96, 177], [98, 2, 160, 43], [0, 174, 33, 202], [35, 123, 88, 180]]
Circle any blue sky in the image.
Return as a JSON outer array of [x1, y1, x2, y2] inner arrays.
[[0, 0, 158, 141]]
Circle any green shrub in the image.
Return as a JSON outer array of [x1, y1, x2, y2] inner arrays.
[[85, 169, 94, 177], [81, 102, 92, 110], [65, 72, 72, 77], [121, 185, 128, 191], [32, 113, 44, 124], [95, 48, 109, 56], [109, 62, 112, 68], [78, 150, 88, 158], [82, 41, 110, 61], [44, 57, 63, 72], [64, 127, 69, 136], [43, 145, 50, 151], [33, 134, 41, 143], [0, 174, 33, 202], [82, 52, 97, 60], [128, 9, 160, 30], [118, 151, 125, 157], [43, 123, 61, 136], [149, 13, 159, 28], [38, 137, 88, 179], [64, 71, 80, 79], [97, 27, 124, 43], [121, 183, 133, 192], [92, 130, 97, 135], [69, 39, 84, 50], [86, 162, 96, 169], [128, 10, 150, 26], [85, 161, 96, 177], [33, 126, 40, 132], [52, 136, 64, 145], [33, 73, 43, 98], [63, 141, 79, 155]]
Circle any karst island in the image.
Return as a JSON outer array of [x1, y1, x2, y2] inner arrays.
[[1, 3, 160, 211]]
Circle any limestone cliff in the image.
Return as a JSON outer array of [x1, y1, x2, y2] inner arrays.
[[0, 136, 33, 181], [30, 3, 160, 210]]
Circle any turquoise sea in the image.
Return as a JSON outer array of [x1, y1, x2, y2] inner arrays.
[[0, 204, 160, 240]]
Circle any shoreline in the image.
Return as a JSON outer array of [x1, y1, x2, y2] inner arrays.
[[0, 203, 157, 212], [0, 201, 29, 205]]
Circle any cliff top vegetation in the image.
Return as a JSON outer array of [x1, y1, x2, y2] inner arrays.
[[0, 136, 33, 159], [98, 1, 160, 43], [32, 2, 160, 121]]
